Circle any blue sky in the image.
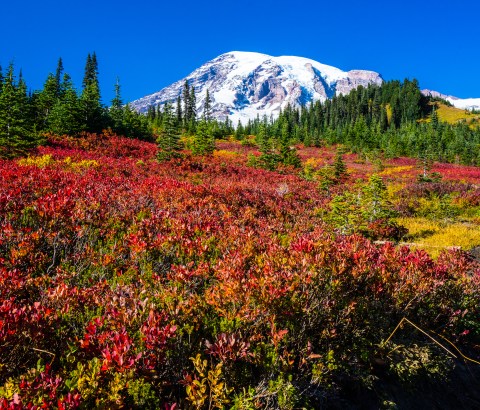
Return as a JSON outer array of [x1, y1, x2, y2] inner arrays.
[[1, 0, 479, 103]]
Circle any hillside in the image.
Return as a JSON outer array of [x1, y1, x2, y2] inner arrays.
[[0, 133, 479, 408], [435, 102, 480, 126]]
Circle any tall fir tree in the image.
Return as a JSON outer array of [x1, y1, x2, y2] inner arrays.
[[82, 54, 93, 88], [235, 120, 244, 140], [192, 119, 215, 155], [48, 73, 82, 135], [279, 120, 301, 168], [257, 122, 270, 153], [333, 146, 348, 181], [176, 95, 183, 127], [0, 64, 38, 158], [157, 103, 182, 161], [122, 103, 149, 139], [203, 89, 212, 121], [431, 105, 439, 130], [188, 87, 197, 133], [109, 77, 124, 134], [55, 57, 64, 98], [183, 80, 190, 126], [36, 73, 58, 129], [80, 52, 104, 132]]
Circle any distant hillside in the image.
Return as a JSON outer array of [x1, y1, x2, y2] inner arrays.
[[434, 102, 480, 126], [422, 89, 480, 111]]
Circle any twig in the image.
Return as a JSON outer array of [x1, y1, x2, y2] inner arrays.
[[433, 331, 480, 366], [31, 347, 55, 357], [402, 317, 457, 359], [382, 317, 480, 364], [383, 317, 480, 365]]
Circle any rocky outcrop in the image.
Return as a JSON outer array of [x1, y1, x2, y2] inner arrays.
[[336, 70, 383, 96]]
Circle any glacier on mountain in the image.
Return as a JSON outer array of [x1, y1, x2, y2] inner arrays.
[[130, 51, 384, 123]]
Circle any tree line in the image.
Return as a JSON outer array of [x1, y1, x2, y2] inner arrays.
[[236, 79, 480, 166], [148, 80, 233, 160], [0, 54, 151, 158], [1, 57, 479, 166]]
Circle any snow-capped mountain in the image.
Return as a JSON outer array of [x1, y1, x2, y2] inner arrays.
[[421, 89, 480, 111], [130, 51, 383, 123]]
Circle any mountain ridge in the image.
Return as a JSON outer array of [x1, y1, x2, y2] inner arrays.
[[130, 51, 383, 123], [130, 51, 480, 122]]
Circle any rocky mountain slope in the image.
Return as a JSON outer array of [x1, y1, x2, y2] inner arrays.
[[130, 51, 383, 123]]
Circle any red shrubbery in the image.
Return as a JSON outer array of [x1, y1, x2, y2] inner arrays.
[[0, 134, 479, 408]]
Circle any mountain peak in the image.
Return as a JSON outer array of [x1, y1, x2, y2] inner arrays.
[[130, 52, 384, 122]]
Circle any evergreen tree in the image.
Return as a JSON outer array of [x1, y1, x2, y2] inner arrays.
[[188, 87, 197, 132], [17, 70, 33, 131], [279, 121, 301, 168], [55, 57, 64, 98], [235, 120, 244, 140], [390, 94, 401, 128], [48, 73, 82, 135], [192, 119, 215, 155], [333, 146, 347, 181], [0, 64, 38, 158], [256, 122, 270, 153], [176, 95, 183, 127], [80, 52, 104, 132], [82, 54, 93, 89], [157, 103, 182, 161], [431, 105, 439, 130], [203, 89, 212, 121], [36, 73, 58, 129], [122, 104, 150, 139], [109, 78, 124, 134], [146, 105, 156, 122], [360, 174, 395, 223], [303, 128, 312, 147], [91, 52, 98, 78], [183, 80, 190, 126]]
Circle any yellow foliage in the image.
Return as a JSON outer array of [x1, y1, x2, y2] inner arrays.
[[226, 135, 241, 143], [379, 166, 414, 176], [213, 150, 239, 159], [17, 154, 54, 168], [17, 155, 98, 170], [67, 358, 102, 399], [106, 371, 128, 405], [63, 157, 99, 169], [397, 217, 480, 258], [386, 183, 406, 199], [385, 104, 392, 124], [304, 157, 324, 168], [0, 378, 16, 401], [186, 354, 232, 409]]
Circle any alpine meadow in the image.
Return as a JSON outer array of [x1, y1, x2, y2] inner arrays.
[[0, 43, 480, 409]]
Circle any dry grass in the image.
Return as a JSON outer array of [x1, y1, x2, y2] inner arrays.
[[397, 217, 480, 258], [435, 103, 480, 126]]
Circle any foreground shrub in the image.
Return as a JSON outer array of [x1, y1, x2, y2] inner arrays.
[[0, 135, 479, 407]]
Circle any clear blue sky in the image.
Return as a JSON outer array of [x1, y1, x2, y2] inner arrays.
[[1, 0, 479, 103]]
